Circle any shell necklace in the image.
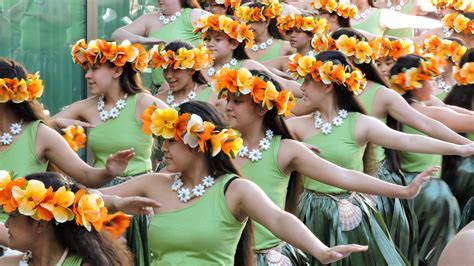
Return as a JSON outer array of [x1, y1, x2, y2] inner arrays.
[[97, 94, 128, 122], [159, 9, 182, 24], [0, 121, 23, 146], [313, 109, 349, 135], [435, 76, 452, 94], [251, 38, 274, 52], [386, 0, 406, 11], [166, 83, 197, 108], [238, 130, 273, 162], [171, 174, 215, 203], [207, 58, 238, 77]]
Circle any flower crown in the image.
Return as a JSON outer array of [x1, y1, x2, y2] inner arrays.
[[0, 171, 130, 235], [215, 0, 241, 8], [276, 15, 330, 34], [71, 39, 149, 72], [193, 14, 254, 48], [141, 106, 243, 158], [389, 55, 444, 93], [430, 0, 473, 12], [0, 72, 44, 103], [310, 0, 359, 19], [149, 45, 213, 70], [288, 53, 366, 94], [211, 67, 296, 116], [422, 35, 467, 65], [442, 13, 474, 35], [371, 37, 421, 61], [234, 0, 282, 23], [454, 62, 474, 85]]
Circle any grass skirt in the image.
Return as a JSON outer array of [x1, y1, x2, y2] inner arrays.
[[297, 190, 406, 266], [404, 174, 461, 265], [106, 177, 150, 266], [256, 242, 309, 266], [374, 162, 419, 265], [443, 157, 474, 209]]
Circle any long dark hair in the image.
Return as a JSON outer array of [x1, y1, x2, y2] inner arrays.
[[180, 0, 202, 8], [313, 51, 376, 175], [441, 48, 474, 209], [178, 101, 255, 266], [164, 41, 207, 85], [246, 70, 303, 214], [115, 62, 148, 95], [233, 41, 250, 61], [0, 58, 54, 128], [246, 2, 284, 40], [24, 172, 133, 266]]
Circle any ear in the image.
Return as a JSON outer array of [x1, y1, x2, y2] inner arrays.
[[112, 66, 124, 79], [255, 105, 268, 117], [323, 84, 333, 94], [34, 220, 50, 234], [229, 39, 239, 50]]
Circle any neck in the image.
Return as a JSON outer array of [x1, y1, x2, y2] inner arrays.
[[102, 85, 125, 106], [174, 81, 196, 98], [0, 104, 19, 130], [442, 72, 454, 84], [316, 95, 339, 121], [28, 233, 66, 266], [354, 0, 370, 10], [180, 156, 210, 187], [297, 44, 311, 55], [214, 53, 234, 67], [162, 4, 181, 16], [239, 121, 267, 149], [254, 31, 270, 44]]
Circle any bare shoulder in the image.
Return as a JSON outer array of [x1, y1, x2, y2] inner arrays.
[[286, 114, 312, 131], [137, 92, 168, 109]]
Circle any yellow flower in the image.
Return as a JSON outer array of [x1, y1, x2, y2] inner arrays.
[[150, 108, 179, 139], [459, 62, 474, 84], [404, 67, 423, 89], [237, 68, 254, 95], [335, 35, 357, 57], [301, 17, 315, 32], [40, 186, 75, 223], [12, 180, 48, 216], [354, 41, 373, 64], [0, 170, 11, 190], [76, 193, 106, 232], [183, 114, 204, 148], [262, 82, 279, 110], [453, 14, 469, 33], [297, 56, 316, 78], [210, 129, 243, 158], [175, 48, 195, 69]]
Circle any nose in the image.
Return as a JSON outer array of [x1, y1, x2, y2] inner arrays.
[[5, 216, 10, 228], [225, 99, 233, 112], [161, 140, 169, 153], [164, 68, 173, 80], [85, 68, 92, 79]]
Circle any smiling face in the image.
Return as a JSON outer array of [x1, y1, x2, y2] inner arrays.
[[225, 93, 266, 131], [163, 68, 195, 92], [84, 63, 121, 95], [205, 31, 238, 61]]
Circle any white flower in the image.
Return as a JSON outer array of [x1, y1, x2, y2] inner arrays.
[[176, 11, 182, 17], [207, 67, 215, 76], [97, 99, 105, 110], [266, 39, 273, 46], [251, 44, 259, 52], [171, 178, 183, 191], [109, 108, 120, 119], [166, 94, 175, 105], [308, 50, 315, 57], [159, 14, 165, 20], [259, 43, 267, 50], [230, 58, 238, 66], [238, 146, 249, 157], [192, 184, 206, 197], [170, 15, 177, 21], [203, 176, 215, 187], [248, 149, 262, 162], [314, 115, 323, 128], [333, 116, 343, 127], [321, 123, 332, 135], [171, 103, 179, 108], [178, 188, 191, 203], [99, 111, 109, 121], [338, 109, 348, 118], [116, 99, 126, 109], [10, 123, 22, 135], [188, 90, 197, 100], [163, 18, 170, 24], [222, 63, 230, 69], [183, 114, 204, 148], [216, 0, 224, 4], [265, 129, 274, 139], [259, 138, 271, 151], [0, 133, 13, 145]]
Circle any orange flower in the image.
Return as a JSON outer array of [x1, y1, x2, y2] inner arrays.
[[103, 212, 131, 239], [25, 73, 44, 101], [173, 113, 190, 141], [250, 77, 267, 103], [73, 189, 108, 232], [211, 129, 243, 158], [311, 33, 336, 53], [336, 35, 357, 57], [0, 177, 26, 213], [197, 121, 216, 153], [132, 44, 149, 72], [345, 69, 366, 95], [262, 82, 279, 110], [141, 104, 157, 135], [62, 125, 87, 152], [354, 41, 373, 64], [275, 90, 296, 116], [454, 62, 474, 85], [213, 68, 238, 96]]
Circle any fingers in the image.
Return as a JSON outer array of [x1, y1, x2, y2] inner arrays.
[[135, 197, 161, 208], [78, 121, 95, 128]]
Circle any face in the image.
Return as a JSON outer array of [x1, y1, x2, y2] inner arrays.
[[225, 93, 264, 131], [158, 0, 181, 14], [205, 31, 237, 61], [163, 68, 195, 91], [287, 29, 312, 50], [5, 213, 37, 252], [300, 77, 329, 108], [205, 1, 227, 15], [376, 57, 395, 80], [412, 80, 434, 101], [84, 64, 121, 95], [248, 21, 269, 37], [161, 139, 196, 173]]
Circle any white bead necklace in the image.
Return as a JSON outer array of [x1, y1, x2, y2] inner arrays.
[[97, 94, 128, 122], [171, 174, 215, 203], [159, 9, 182, 24], [238, 130, 273, 162], [0, 121, 23, 146], [313, 109, 348, 135], [166, 83, 197, 108], [355, 8, 370, 21], [207, 58, 238, 77], [436, 76, 452, 93], [386, 0, 406, 11], [251, 38, 274, 52]]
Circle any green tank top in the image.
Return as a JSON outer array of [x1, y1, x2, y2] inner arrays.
[[255, 39, 284, 62], [62, 254, 83, 266], [149, 8, 202, 85], [240, 136, 289, 250], [303, 112, 366, 193], [467, 133, 474, 141], [357, 83, 387, 163], [148, 174, 245, 265], [384, 0, 414, 38], [352, 9, 384, 36], [400, 126, 441, 177], [0, 120, 48, 177], [88, 94, 152, 176], [195, 85, 212, 102], [436, 91, 448, 101]]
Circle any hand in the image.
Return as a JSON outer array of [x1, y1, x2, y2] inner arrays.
[[106, 149, 135, 177], [115, 196, 161, 215], [459, 142, 474, 157], [406, 166, 439, 198], [303, 143, 321, 154], [317, 244, 368, 264]]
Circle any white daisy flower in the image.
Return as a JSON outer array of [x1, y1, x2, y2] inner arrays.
[[97, 99, 105, 110], [10, 123, 22, 135], [333, 116, 343, 127], [171, 178, 183, 191], [265, 129, 274, 139], [308, 50, 315, 57], [248, 149, 262, 162], [116, 99, 126, 109], [99, 111, 109, 121], [338, 109, 348, 118], [159, 14, 165, 20], [252, 44, 259, 52], [222, 63, 230, 69], [166, 94, 175, 105], [109, 108, 120, 119], [203, 176, 215, 187], [170, 15, 177, 21], [259, 43, 267, 50], [188, 90, 197, 100], [321, 123, 332, 135], [259, 138, 271, 151], [0, 133, 13, 145], [171, 103, 179, 108], [176, 11, 182, 16], [207, 67, 215, 77], [266, 39, 273, 46], [178, 188, 191, 203], [230, 58, 238, 66], [314, 117, 323, 128], [192, 184, 206, 197], [238, 146, 249, 157]]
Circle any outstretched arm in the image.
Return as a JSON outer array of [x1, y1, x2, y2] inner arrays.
[[380, 9, 442, 30]]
